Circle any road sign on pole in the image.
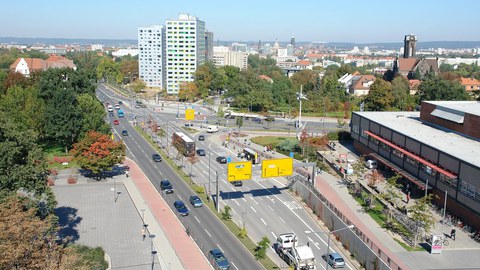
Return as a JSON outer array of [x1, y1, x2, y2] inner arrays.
[[227, 161, 252, 181], [185, 109, 195, 121], [262, 158, 294, 178]]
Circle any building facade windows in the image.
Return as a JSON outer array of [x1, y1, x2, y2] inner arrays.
[[392, 149, 404, 159], [439, 174, 458, 188], [405, 156, 418, 167]]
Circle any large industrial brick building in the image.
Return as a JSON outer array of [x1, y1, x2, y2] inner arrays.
[[351, 101, 480, 228]]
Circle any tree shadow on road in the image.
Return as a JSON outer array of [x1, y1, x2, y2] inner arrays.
[[54, 206, 82, 243]]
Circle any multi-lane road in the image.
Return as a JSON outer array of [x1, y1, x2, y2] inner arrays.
[[97, 84, 356, 270]]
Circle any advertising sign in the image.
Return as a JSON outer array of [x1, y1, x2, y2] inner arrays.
[[228, 161, 252, 181], [262, 158, 293, 178], [430, 234, 443, 254]]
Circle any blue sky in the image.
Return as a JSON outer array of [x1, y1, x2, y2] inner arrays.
[[3, 0, 479, 42]]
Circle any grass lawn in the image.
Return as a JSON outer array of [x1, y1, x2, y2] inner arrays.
[[250, 136, 288, 147], [43, 144, 78, 169]]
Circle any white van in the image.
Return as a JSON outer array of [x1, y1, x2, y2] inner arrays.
[[206, 125, 219, 133], [365, 159, 377, 169]]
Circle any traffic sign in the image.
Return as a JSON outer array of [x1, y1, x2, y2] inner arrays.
[[290, 152, 294, 158], [185, 109, 195, 121], [227, 157, 232, 163], [262, 158, 294, 178], [228, 161, 252, 181]]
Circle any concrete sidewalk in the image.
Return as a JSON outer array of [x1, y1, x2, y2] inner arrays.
[[123, 158, 211, 270]]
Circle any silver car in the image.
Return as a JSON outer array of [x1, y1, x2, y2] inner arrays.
[[322, 253, 345, 268]]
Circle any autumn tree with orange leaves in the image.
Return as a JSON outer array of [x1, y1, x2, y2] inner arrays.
[[70, 131, 125, 179]]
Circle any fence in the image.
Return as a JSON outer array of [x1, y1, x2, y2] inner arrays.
[[289, 174, 407, 270]]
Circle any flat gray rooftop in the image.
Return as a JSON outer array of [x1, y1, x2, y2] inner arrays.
[[424, 101, 480, 117], [355, 111, 480, 167]]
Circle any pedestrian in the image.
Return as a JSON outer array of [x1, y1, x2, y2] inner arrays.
[[451, 228, 456, 240], [307, 174, 311, 182], [207, 193, 210, 202], [406, 191, 410, 204], [142, 228, 146, 241]]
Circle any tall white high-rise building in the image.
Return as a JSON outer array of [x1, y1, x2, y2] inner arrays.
[[138, 25, 165, 88], [165, 14, 206, 94]]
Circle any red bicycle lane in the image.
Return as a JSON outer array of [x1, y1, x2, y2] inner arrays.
[[123, 158, 211, 270]]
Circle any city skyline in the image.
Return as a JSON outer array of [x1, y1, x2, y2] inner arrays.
[[3, 0, 480, 43]]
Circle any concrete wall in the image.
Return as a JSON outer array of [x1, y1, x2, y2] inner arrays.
[[291, 179, 399, 270]]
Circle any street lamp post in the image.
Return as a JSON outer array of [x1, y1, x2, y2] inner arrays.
[[149, 234, 156, 269], [296, 85, 307, 135], [305, 225, 354, 270]]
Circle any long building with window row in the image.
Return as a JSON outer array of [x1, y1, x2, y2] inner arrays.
[[351, 101, 480, 229]]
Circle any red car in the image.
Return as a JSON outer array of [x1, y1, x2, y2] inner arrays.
[[113, 119, 120, 125]]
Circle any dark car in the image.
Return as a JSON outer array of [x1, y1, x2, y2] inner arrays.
[[173, 200, 189, 216], [208, 249, 230, 270], [216, 156, 227, 164], [140, 104, 147, 108], [160, 180, 174, 193], [265, 116, 275, 122], [113, 119, 120, 125], [152, 153, 162, 162], [198, 135, 205, 141], [118, 100, 123, 105], [196, 149, 206, 156], [189, 195, 203, 207], [231, 181, 243, 187], [122, 130, 128, 136]]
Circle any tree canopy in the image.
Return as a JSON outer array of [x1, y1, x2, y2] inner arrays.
[[70, 131, 125, 179], [417, 76, 470, 102]]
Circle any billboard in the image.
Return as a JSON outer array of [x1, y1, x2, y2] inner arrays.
[[262, 158, 293, 178], [227, 161, 252, 181], [185, 109, 195, 121]]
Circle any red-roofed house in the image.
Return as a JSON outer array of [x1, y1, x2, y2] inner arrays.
[[350, 75, 376, 96], [409, 79, 421, 95], [459, 77, 480, 92], [296, 60, 313, 70], [259, 75, 273, 84], [10, 56, 76, 77]]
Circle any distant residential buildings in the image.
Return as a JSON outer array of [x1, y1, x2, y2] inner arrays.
[[38, 46, 67, 55], [138, 14, 209, 94], [205, 31, 214, 61], [350, 74, 376, 96], [10, 55, 76, 76], [91, 44, 104, 51], [112, 48, 138, 57], [212, 46, 248, 70]]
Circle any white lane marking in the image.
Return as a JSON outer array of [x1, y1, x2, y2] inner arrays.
[[279, 217, 286, 224], [231, 262, 239, 270], [250, 206, 257, 213], [250, 197, 259, 205], [268, 205, 274, 211], [242, 198, 247, 202], [234, 200, 240, 206], [260, 218, 267, 226], [217, 245, 225, 253], [307, 236, 321, 250], [194, 216, 200, 224], [205, 229, 212, 237], [270, 177, 285, 187], [271, 231, 277, 239]]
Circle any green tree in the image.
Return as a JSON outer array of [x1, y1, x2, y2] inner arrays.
[[363, 79, 394, 111], [236, 116, 244, 132], [417, 76, 470, 102], [130, 79, 146, 93], [391, 76, 410, 110], [70, 131, 125, 179], [255, 236, 270, 260], [408, 195, 436, 247], [0, 112, 48, 194], [0, 85, 45, 135], [77, 93, 110, 137], [96, 57, 121, 83]]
